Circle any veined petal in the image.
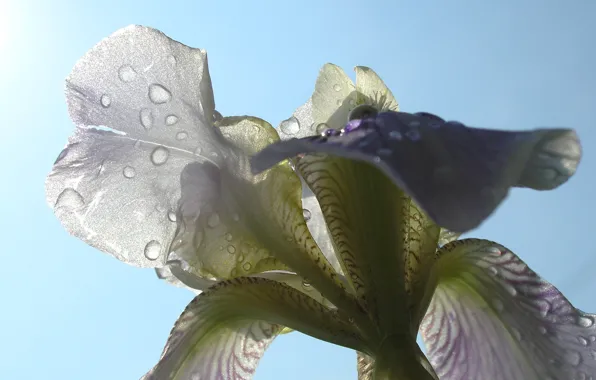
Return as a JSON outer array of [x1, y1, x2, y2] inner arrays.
[[170, 160, 288, 285], [46, 25, 222, 267], [142, 277, 367, 380], [217, 116, 364, 321], [252, 111, 581, 232], [354, 66, 399, 112], [438, 229, 462, 247], [279, 64, 356, 140], [421, 239, 596, 380], [295, 155, 439, 337]]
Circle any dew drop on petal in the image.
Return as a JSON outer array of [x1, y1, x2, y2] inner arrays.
[[243, 262, 252, 271], [227, 245, 236, 254], [302, 280, 312, 290], [488, 266, 499, 276], [579, 315, 594, 328], [406, 129, 421, 141], [55, 188, 84, 210], [176, 131, 188, 140], [279, 116, 301, 135], [539, 326, 548, 335], [140, 108, 154, 129], [303, 208, 312, 222], [123, 166, 136, 178], [224, 232, 233, 241], [237, 254, 245, 262], [144, 240, 161, 260], [316, 123, 329, 134], [492, 298, 504, 311], [118, 64, 137, 82], [100, 94, 111, 108], [151, 146, 169, 166], [167, 211, 177, 222], [207, 212, 220, 228], [578, 336, 590, 346], [165, 114, 179, 126], [148, 84, 172, 104], [504, 283, 517, 296], [388, 130, 402, 140], [333, 84, 341, 92], [563, 351, 582, 366], [194, 147, 202, 156], [167, 55, 177, 66]]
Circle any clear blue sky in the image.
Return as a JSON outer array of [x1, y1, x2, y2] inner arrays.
[[1, 0, 595, 379]]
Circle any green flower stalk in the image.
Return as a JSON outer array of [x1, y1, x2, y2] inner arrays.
[[46, 26, 590, 380]]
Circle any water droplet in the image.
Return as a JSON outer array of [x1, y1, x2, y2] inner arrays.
[[591, 350, 596, 360], [207, 212, 220, 228], [377, 148, 392, 156], [55, 188, 84, 210], [504, 283, 517, 296], [224, 232, 233, 241], [165, 114, 179, 126], [563, 350, 582, 366], [227, 245, 236, 254], [194, 147, 203, 156], [168, 211, 177, 222], [539, 326, 548, 335], [151, 146, 169, 166], [492, 299, 504, 311], [167, 55, 177, 66], [148, 84, 172, 104], [303, 208, 312, 222], [176, 131, 188, 140], [237, 254, 245, 262], [579, 316, 594, 328], [488, 266, 498, 276], [118, 64, 137, 82], [139, 108, 153, 129], [100, 94, 111, 108], [388, 130, 402, 140], [219, 246, 224, 251], [123, 166, 136, 178], [333, 84, 341, 92], [302, 280, 312, 290], [242, 262, 252, 271], [144, 240, 161, 260], [406, 129, 421, 141], [590, 335, 596, 342], [579, 336, 590, 346], [241, 243, 252, 254], [316, 123, 329, 134], [280, 116, 300, 135]]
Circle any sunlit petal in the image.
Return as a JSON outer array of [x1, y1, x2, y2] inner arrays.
[[142, 277, 367, 380], [252, 111, 581, 232], [421, 239, 596, 380], [46, 25, 221, 267], [354, 66, 399, 112]]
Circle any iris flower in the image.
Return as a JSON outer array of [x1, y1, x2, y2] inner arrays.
[[46, 25, 591, 380]]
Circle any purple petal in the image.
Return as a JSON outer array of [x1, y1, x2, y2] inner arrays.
[[421, 239, 596, 380], [251, 111, 581, 232]]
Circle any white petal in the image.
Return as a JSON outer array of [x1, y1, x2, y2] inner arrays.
[[46, 26, 221, 267]]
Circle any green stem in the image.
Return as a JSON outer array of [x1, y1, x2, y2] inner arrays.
[[371, 335, 438, 380]]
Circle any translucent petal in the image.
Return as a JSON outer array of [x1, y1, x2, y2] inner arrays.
[[354, 66, 399, 112], [438, 229, 461, 247], [170, 160, 288, 284], [142, 277, 367, 380], [46, 25, 221, 267], [421, 239, 596, 380], [155, 264, 202, 294], [296, 155, 439, 336], [357, 352, 374, 380], [218, 117, 361, 316], [252, 111, 581, 233]]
